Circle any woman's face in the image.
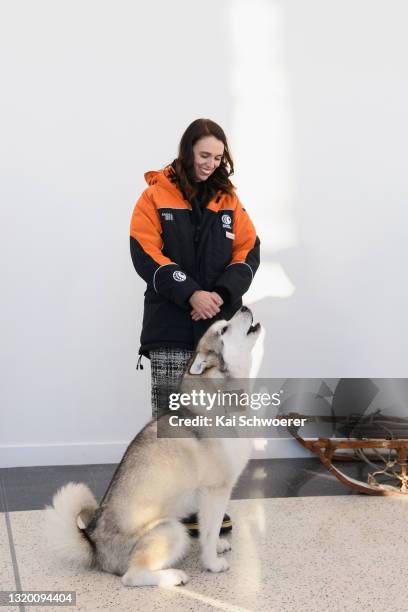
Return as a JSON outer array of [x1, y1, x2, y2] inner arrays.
[[192, 136, 224, 181]]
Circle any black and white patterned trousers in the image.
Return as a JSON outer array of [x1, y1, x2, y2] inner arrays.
[[150, 348, 194, 418]]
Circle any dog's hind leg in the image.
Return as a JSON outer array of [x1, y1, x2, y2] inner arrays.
[[198, 486, 232, 573], [121, 520, 190, 587]]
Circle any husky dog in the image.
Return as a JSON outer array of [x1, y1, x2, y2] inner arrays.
[[45, 306, 263, 587]]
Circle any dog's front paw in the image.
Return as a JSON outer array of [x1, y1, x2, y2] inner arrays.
[[122, 568, 189, 587], [203, 556, 229, 573], [158, 569, 189, 587], [217, 537, 231, 554]]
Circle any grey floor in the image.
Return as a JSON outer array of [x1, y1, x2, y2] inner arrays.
[[0, 457, 366, 513], [2, 458, 405, 612]]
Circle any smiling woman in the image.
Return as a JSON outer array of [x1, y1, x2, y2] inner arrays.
[[129, 118, 261, 421], [129, 118, 261, 537], [193, 135, 224, 181]]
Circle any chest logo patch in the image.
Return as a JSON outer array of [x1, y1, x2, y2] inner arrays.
[[221, 214, 232, 227], [173, 270, 186, 282], [161, 212, 174, 221]]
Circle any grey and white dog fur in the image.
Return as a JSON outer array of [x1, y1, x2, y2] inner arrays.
[[45, 306, 263, 587]]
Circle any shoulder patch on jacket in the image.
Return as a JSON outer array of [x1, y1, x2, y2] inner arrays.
[[173, 270, 186, 282]]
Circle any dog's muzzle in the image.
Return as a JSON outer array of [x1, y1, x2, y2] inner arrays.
[[247, 322, 260, 335]]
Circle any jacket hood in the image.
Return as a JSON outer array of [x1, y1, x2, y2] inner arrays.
[[144, 170, 162, 185], [144, 166, 178, 193]]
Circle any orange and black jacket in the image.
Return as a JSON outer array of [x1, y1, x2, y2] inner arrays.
[[130, 166, 260, 356]]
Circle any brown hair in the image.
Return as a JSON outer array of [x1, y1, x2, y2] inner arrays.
[[168, 118, 235, 202]]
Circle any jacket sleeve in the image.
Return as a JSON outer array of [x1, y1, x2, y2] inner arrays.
[[213, 196, 260, 304], [130, 190, 200, 309]]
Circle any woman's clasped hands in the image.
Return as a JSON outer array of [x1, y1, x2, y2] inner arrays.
[[189, 290, 223, 321]]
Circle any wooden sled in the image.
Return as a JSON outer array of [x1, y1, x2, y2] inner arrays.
[[285, 412, 408, 496]]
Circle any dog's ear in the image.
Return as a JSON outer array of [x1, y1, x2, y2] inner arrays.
[[189, 352, 207, 375]]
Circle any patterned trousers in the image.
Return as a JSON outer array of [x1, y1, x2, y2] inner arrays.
[[150, 348, 194, 418]]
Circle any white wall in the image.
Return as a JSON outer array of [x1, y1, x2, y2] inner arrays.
[[1, 0, 407, 467], [257, 0, 408, 379]]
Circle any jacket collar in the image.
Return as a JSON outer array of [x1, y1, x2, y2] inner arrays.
[[145, 167, 225, 211]]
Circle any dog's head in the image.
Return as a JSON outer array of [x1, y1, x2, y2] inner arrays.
[[187, 306, 263, 378]]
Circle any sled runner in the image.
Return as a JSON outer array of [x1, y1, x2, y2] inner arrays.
[[285, 412, 408, 496]]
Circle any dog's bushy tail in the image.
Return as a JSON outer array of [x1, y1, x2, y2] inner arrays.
[[44, 482, 98, 568]]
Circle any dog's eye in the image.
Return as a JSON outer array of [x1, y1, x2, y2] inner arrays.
[[220, 326, 228, 335]]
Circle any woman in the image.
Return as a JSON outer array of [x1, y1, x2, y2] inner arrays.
[[129, 118, 260, 533]]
